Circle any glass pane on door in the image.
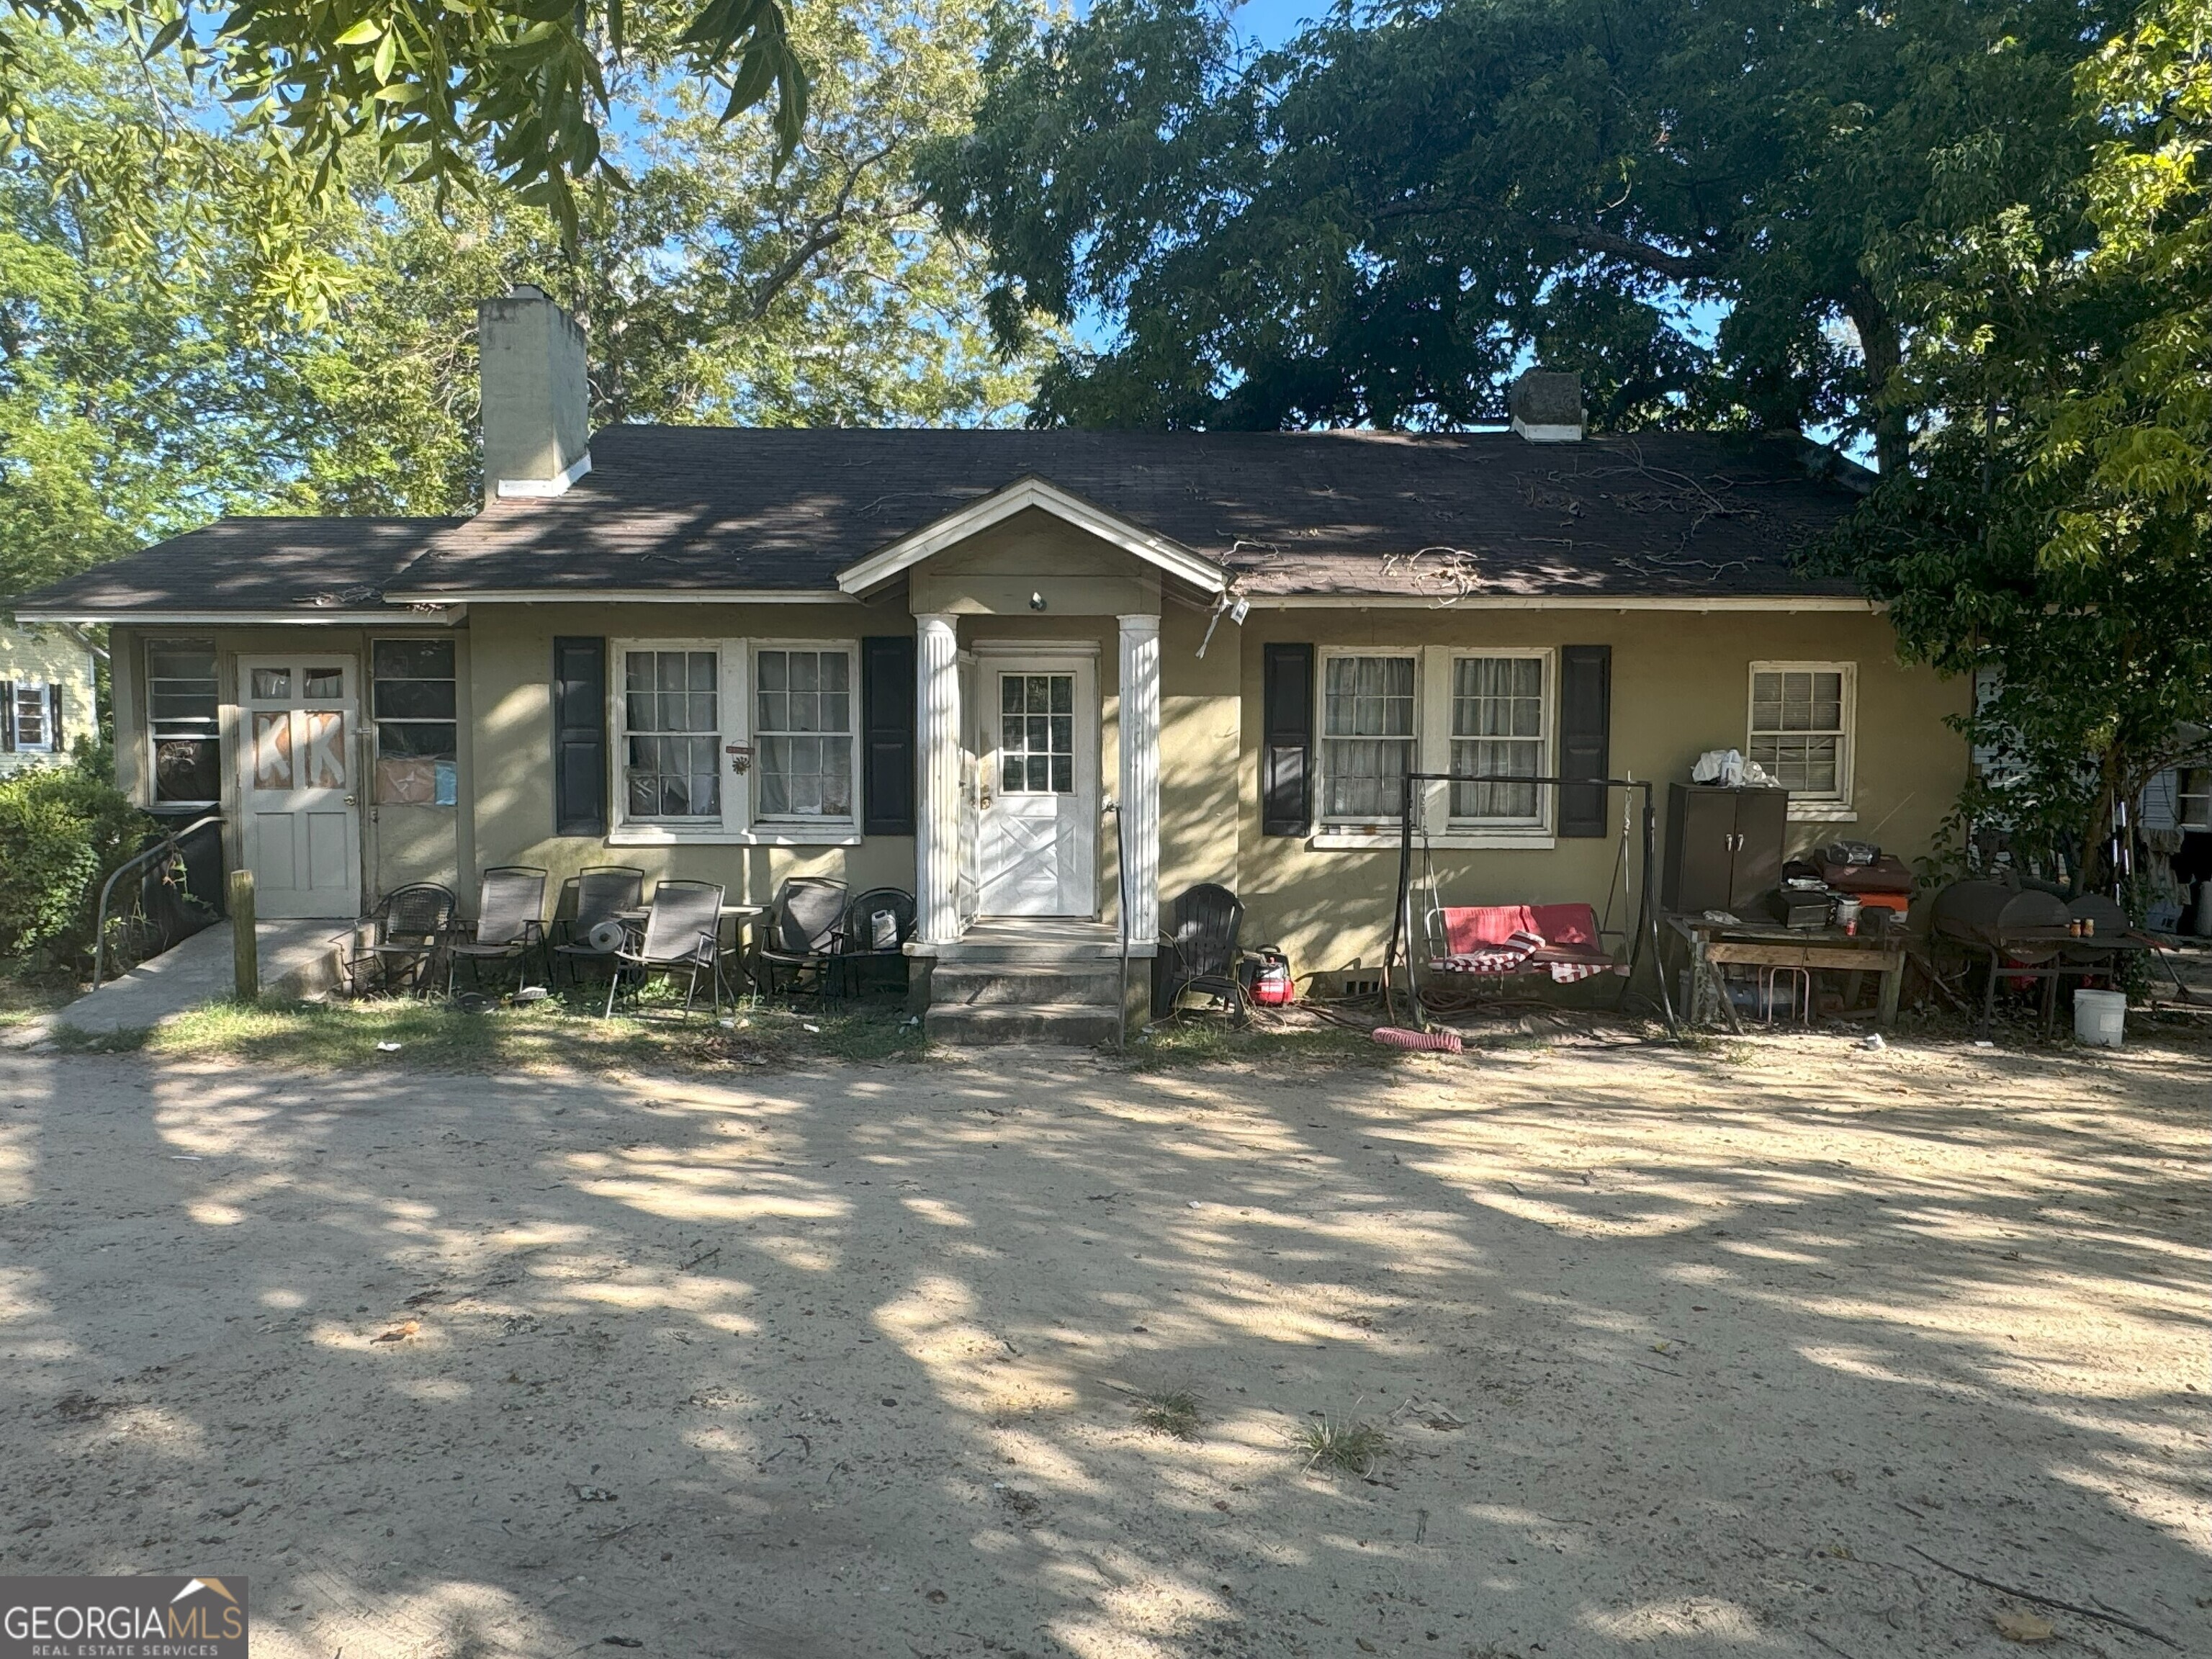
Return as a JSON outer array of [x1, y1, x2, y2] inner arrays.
[[253, 712, 294, 788], [999, 674, 1075, 793]]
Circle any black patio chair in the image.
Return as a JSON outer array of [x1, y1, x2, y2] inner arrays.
[[552, 865, 646, 987], [603, 879, 729, 1020], [1153, 882, 1250, 1022], [346, 884, 459, 998], [755, 876, 849, 999], [839, 886, 916, 997], [445, 866, 549, 997]]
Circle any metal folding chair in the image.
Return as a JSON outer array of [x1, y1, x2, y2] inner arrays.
[[346, 884, 458, 998], [757, 877, 849, 999], [446, 866, 549, 997], [603, 879, 729, 1020], [552, 865, 645, 987]]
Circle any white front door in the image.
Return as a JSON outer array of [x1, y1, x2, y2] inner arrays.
[[238, 656, 361, 920], [978, 657, 1096, 917]]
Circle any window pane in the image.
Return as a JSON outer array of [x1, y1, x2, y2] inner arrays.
[[622, 652, 720, 819], [373, 679, 457, 721], [372, 640, 454, 680], [251, 668, 290, 699], [377, 721, 457, 760], [755, 651, 855, 817], [1321, 735, 1413, 819], [154, 737, 220, 803]]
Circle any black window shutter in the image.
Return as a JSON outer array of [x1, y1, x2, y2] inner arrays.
[[0, 680, 13, 752], [1262, 643, 1314, 837], [1558, 644, 1611, 837], [48, 683, 63, 754], [861, 634, 917, 836], [552, 637, 608, 837]]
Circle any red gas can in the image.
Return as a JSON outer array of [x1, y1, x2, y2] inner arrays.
[[1249, 949, 1295, 1007]]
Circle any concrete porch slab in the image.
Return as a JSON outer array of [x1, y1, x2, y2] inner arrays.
[[12, 921, 350, 1043]]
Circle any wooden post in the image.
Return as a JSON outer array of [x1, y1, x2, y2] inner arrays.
[[228, 869, 258, 1002]]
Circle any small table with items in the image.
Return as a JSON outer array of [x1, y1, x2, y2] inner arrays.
[[1667, 912, 1907, 1030]]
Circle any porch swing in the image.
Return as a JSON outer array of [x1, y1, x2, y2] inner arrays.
[[1382, 770, 1678, 1035]]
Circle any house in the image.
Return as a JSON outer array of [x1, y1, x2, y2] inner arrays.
[[0, 623, 96, 779], [14, 287, 1969, 1036]]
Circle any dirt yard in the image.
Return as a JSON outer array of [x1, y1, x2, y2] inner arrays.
[[0, 1032, 2204, 1659]]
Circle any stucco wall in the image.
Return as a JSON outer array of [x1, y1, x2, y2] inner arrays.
[[1231, 606, 1969, 979], [0, 624, 99, 778]]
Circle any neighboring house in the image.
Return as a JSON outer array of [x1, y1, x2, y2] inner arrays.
[[0, 623, 96, 778], [15, 287, 1969, 1034]]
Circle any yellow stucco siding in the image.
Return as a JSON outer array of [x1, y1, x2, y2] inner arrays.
[[0, 624, 98, 776], [1232, 606, 1969, 978]]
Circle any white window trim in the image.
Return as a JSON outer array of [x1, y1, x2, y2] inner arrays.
[[9, 680, 55, 753], [1314, 646, 1422, 836], [1748, 660, 1858, 822], [748, 638, 863, 833], [1308, 644, 1559, 850], [605, 637, 866, 848], [143, 639, 221, 807]]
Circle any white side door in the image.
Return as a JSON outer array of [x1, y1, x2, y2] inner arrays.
[[977, 657, 1096, 917], [238, 657, 362, 920]]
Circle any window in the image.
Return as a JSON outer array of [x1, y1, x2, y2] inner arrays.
[[998, 672, 1075, 795], [146, 642, 219, 802], [623, 647, 721, 822], [372, 639, 457, 806], [755, 647, 855, 820], [2180, 768, 2212, 832], [9, 680, 51, 752], [1320, 653, 1417, 822], [1449, 654, 1547, 822], [1749, 662, 1855, 805]]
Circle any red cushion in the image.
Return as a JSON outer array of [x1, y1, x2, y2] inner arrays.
[[1440, 903, 1601, 955]]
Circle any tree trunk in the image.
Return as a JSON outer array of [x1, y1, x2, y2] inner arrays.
[[1845, 287, 1910, 475]]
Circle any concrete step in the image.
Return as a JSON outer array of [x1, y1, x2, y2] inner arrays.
[[931, 937, 1129, 965], [929, 962, 1125, 1007], [925, 1001, 1120, 1046]]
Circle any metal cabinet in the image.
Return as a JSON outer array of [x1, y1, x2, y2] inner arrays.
[[1663, 783, 1789, 913]]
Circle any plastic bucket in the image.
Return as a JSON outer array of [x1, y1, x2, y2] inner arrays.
[[2073, 989, 2126, 1048]]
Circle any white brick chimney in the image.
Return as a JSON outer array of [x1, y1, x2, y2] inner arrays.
[[1509, 368, 1584, 442], [477, 285, 591, 502]]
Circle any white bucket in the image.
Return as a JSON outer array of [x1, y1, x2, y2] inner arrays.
[[2073, 989, 2126, 1048]]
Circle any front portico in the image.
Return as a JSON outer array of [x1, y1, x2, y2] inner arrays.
[[837, 479, 1222, 1032]]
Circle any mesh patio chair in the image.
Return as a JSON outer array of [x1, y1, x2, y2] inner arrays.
[[445, 866, 549, 997], [1152, 882, 1250, 1022], [602, 879, 729, 1020], [756, 877, 849, 999], [839, 886, 916, 997], [552, 865, 645, 987], [346, 884, 459, 998]]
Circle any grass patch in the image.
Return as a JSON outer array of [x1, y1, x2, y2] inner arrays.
[[1128, 1017, 1389, 1071], [1132, 1388, 1202, 1442], [1298, 1416, 1390, 1477], [0, 971, 73, 1033], [52, 991, 927, 1074]]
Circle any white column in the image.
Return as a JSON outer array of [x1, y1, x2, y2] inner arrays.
[[914, 612, 963, 945], [1118, 612, 1162, 946]]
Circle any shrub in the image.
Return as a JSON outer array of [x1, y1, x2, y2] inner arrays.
[[0, 757, 150, 971]]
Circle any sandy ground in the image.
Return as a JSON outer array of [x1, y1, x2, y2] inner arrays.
[[0, 1033, 2205, 1659]]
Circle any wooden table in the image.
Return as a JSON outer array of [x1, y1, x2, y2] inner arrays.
[[1667, 912, 1907, 1030]]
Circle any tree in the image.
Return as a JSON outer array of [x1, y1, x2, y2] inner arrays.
[[1830, 0, 2212, 890], [287, 0, 1049, 518], [922, 0, 2118, 464], [0, 0, 804, 238], [0, 32, 330, 604]]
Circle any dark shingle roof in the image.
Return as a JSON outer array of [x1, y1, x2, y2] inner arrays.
[[16, 518, 465, 617], [16, 426, 1869, 617], [390, 426, 1862, 600]]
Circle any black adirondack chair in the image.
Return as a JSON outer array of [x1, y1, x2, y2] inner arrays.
[[839, 886, 916, 997], [1153, 882, 1249, 1021]]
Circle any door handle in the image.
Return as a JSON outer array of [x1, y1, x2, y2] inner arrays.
[[343, 795, 356, 806]]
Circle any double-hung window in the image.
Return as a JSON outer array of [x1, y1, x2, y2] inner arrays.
[[622, 647, 723, 824], [754, 647, 855, 822], [7, 680, 52, 752], [607, 639, 861, 842], [1449, 654, 1547, 824], [1320, 653, 1417, 824], [146, 642, 219, 803], [1748, 662, 1855, 812], [372, 639, 458, 805]]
